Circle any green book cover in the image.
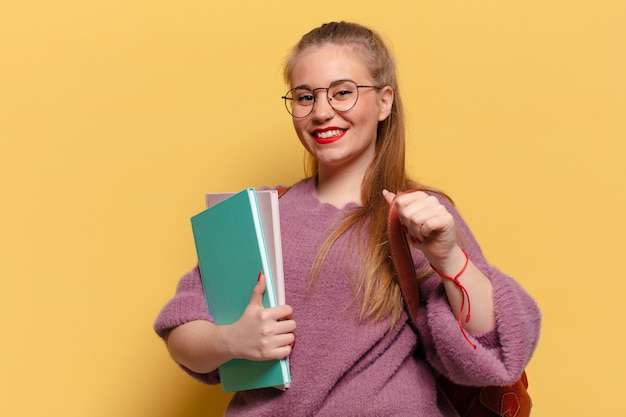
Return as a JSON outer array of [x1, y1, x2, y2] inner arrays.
[[190, 188, 291, 392]]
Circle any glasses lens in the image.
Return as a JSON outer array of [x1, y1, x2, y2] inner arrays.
[[285, 87, 315, 118], [328, 80, 359, 112]]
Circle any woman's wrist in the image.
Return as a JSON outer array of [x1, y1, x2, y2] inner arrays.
[[427, 246, 467, 278], [429, 247, 478, 348]]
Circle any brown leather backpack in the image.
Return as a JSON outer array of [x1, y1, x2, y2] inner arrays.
[[387, 201, 532, 417]]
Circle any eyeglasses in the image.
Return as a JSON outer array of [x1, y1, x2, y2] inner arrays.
[[282, 79, 381, 118]]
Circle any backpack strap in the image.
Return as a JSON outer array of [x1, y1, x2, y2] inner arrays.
[[277, 186, 291, 198], [387, 199, 420, 328]]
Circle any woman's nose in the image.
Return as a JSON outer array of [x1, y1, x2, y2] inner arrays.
[[312, 92, 335, 121]]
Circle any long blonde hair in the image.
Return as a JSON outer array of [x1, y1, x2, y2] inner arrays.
[[284, 22, 427, 326]]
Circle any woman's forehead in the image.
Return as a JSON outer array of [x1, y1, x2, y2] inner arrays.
[[290, 44, 371, 87]]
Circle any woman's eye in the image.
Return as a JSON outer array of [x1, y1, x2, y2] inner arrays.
[[296, 94, 315, 104], [333, 89, 354, 100]]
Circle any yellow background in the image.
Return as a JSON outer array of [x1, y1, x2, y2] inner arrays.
[[1, 1, 624, 416]]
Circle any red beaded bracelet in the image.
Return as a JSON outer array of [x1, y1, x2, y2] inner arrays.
[[431, 249, 477, 349]]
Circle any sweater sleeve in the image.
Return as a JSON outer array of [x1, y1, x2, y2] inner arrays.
[[153, 266, 221, 385], [415, 196, 541, 387]]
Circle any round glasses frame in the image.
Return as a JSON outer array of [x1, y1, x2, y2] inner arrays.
[[281, 79, 381, 118]]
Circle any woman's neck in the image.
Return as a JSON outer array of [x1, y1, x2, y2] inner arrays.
[[315, 165, 366, 208]]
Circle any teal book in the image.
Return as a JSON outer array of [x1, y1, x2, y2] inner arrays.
[[190, 188, 291, 392], [206, 190, 285, 306]]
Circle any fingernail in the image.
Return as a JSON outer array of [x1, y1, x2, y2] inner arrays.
[[401, 224, 408, 234], [410, 235, 422, 244], [258, 270, 262, 281]]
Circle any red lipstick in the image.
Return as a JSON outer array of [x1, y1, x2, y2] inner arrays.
[[312, 127, 346, 144]]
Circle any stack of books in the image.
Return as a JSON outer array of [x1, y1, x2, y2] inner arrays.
[[191, 188, 290, 392]]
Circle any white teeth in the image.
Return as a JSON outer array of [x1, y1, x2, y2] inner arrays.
[[315, 129, 344, 139]]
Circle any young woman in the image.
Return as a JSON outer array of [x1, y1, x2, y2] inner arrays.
[[154, 21, 540, 416]]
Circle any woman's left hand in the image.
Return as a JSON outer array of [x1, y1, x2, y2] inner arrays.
[[383, 189, 460, 271], [383, 189, 496, 334]]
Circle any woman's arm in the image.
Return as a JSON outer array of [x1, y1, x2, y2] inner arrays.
[[431, 246, 496, 334], [388, 190, 541, 386], [383, 189, 496, 333]]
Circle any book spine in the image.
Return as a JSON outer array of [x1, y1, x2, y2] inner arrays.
[[246, 189, 277, 308], [247, 189, 290, 387]]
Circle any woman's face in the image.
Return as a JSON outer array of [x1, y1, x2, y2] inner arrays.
[[289, 44, 393, 175]]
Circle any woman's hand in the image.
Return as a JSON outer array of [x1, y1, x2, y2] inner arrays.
[[166, 272, 295, 374], [223, 272, 296, 361], [383, 189, 461, 272], [383, 189, 496, 334]]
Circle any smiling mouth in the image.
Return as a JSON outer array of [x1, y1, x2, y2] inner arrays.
[[314, 129, 345, 139], [313, 129, 346, 144]]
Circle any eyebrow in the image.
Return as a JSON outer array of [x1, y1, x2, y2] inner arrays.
[[291, 79, 356, 91]]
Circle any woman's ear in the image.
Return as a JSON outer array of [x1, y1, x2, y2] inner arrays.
[[378, 86, 394, 121]]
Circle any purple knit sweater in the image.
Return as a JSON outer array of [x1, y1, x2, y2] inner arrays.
[[154, 178, 541, 416]]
